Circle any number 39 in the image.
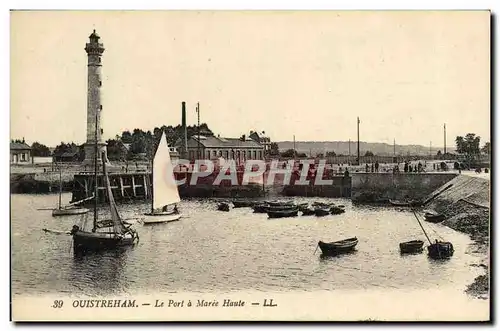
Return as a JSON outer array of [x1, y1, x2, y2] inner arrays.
[[52, 300, 64, 308]]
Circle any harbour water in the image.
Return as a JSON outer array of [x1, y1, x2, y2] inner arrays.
[[11, 193, 485, 298]]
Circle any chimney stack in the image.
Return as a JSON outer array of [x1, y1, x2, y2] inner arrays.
[[182, 101, 188, 158]]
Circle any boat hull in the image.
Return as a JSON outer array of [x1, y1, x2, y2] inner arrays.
[[72, 230, 137, 253], [267, 208, 299, 218], [427, 242, 454, 259], [301, 208, 316, 216], [143, 212, 182, 223], [424, 214, 446, 223], [52, 207, 89, 216], [399, 240, 424, 254], [232, 200, 256, 208], [314, 208, 330, 217], [330, 207, 346, 215], [318, 237, 358, 255], [253, 204, 269, 213], [217, 203, 230, 212]]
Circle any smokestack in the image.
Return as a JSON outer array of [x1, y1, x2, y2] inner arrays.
[[182, 101, 187, 158]]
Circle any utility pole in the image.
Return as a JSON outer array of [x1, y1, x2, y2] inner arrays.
[[357, 117, 360, 165], [293, 135, 296, 159], [429, 141, 432, 159], [196, 102, 200, 159], [393, 138, 396, 162], [443, 123, 447, 155]]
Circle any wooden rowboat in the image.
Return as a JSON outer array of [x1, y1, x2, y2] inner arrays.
[[314, 208, 330, 217], [318, 237, 358, 255], [427, 241, 454, 259], [424, 212, 446, 223], [399, 240, 424, 254], [267, 207, 299, 219]]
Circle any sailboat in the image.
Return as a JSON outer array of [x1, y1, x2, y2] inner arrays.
[[143, 129, 182, 223], [70, 113, 139, 253], [52, 162, 90, 217]]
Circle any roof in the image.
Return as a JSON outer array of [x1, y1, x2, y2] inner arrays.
[[189, 136, 263, 149], [10, 142, 31, 150], [89, 29, 100, 40], [57, 151, 79, 157]]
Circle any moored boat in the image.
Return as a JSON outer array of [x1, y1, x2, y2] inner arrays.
[[232, 200, 256, 208], [427, 241, 454, 259], [314, 207, 330, 217], [51, 163, 90, 217], [317, 237, 358, 255], [301, 208, 316, 216], [424, 212, 446, 223], [253, 204, 269, 213], [71, 152, 139, 254], [217, 202, 230, 212], [52, 206, 90, 216], [399, 240, 424, 254], [267, 206, 299, 219], [330, 206, 346, 215]]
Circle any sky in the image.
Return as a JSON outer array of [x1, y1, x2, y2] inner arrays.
[[10, 10, 490, 148]]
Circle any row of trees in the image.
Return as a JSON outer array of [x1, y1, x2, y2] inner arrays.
[[16, 131, 492, 163]]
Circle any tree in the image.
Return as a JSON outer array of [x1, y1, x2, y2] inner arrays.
[[31, 142, 51, 157], [436, 150, 442, 157], [481, 142, 490, 155], [456, 133, 481, 156], [269, 142, 280, 155], [326, 151, 336, 157], [106, 139, 127, 161], [280, 149, 296, 158], [364, 151, 374, 157]]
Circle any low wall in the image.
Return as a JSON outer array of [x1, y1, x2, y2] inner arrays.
[[351, 173, 457, 202]]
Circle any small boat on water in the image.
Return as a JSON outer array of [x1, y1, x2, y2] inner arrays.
[[314, 207, 330, 217], [424, 211, 446, 223], [143, 130, 182, 224], [232, 200, 256, 208], [409, 209, 454, 260], [52, 164, 90, 217], [427, 241, 454, 259], [317, 237, 358, 255], [267, 206, 299, 219], [301, 208, 316, 216], [399, 240, 424, 254], [312, 201, 334, 208], [217, 202, 230, 212], [252, 203, 269, 213], [330, 206, 345, 215], [71, 154, 139, 253], [296, 202, 309, 210]]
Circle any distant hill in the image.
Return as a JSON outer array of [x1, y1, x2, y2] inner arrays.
[[276, 141, 455, 157]]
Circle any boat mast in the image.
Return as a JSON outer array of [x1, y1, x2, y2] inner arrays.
[[412, 209, 432, 245], [92, 110, 98, 232], [58, 162, 62, 209]]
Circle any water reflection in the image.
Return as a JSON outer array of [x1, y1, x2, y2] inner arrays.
[[319, 250, 358, 260], [69, 247, 131, 295], [11, 194, 482, 296]]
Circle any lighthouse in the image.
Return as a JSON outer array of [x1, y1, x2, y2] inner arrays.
[[82, 29, 110, 166]]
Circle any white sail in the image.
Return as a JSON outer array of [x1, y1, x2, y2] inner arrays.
[[152, 131, 181, 210]]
